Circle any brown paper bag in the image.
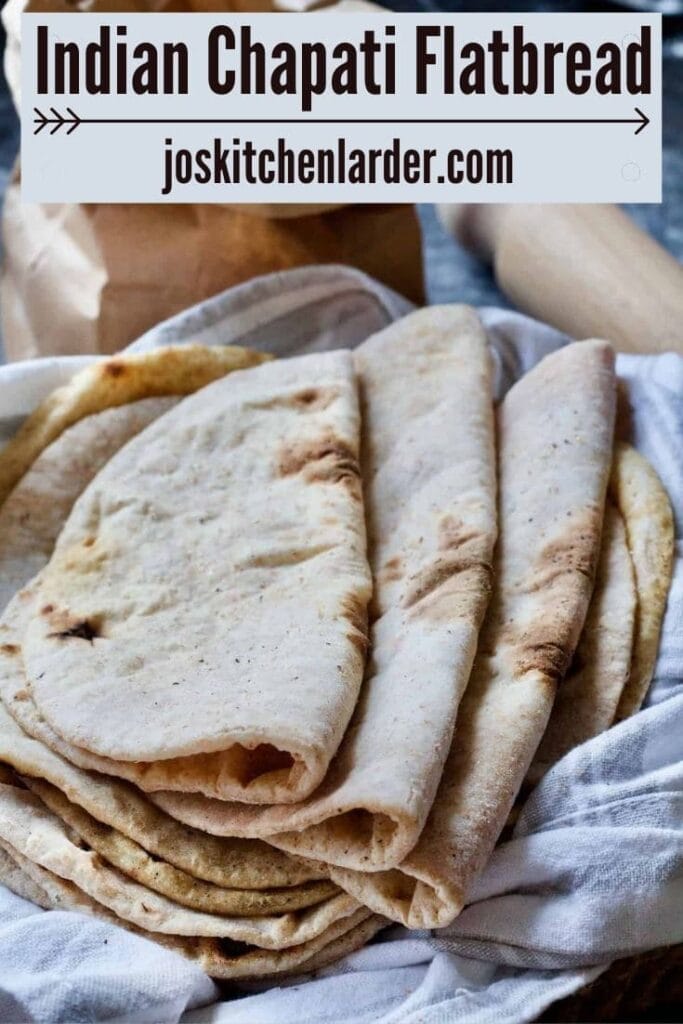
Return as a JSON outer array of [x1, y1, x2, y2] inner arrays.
[[1, 181, 423, 358], [1, 0, 423, 360]]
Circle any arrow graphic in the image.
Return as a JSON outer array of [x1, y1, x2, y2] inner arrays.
[[33, 107, 82, 135], [34, 107, 651, 136]]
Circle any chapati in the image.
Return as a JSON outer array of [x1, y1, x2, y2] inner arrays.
[[0, 344, 268, 505], [0, 839, 383, 980], [324, 339, 617, 926], [25, 777, 337, 916], [147, 305, 497, 872], [2, 298, 672, 994], [527, 500, 636, 783], [22, 351, 371, 803], [0, 842, 51, 908], [610, 443, 675, 720], [0, 782, 360, 948], [0, 391, 333, 893], [0, 398, 178, 614], [0, 700, 326, 893]]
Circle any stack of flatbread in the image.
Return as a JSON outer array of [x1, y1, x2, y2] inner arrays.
[[0, 309, 673, 978]]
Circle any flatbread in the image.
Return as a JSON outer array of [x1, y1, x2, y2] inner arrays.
[[25, 777, 337, 916], [526, 500, 636, 783], [0, 701, 326, 893], [0, 782, 360, 948], [22, 351, 372, 803], [147, 305, 497, 872], [0, 391, 335, 900], [610, 443, 674, 720], [324, 340, 617, 927], [0, 398, 179, 614], [0, 345, 268, 506], [0, 842, 52, 908], [7, 306, 495, 871], [0, 840, 384, 980]]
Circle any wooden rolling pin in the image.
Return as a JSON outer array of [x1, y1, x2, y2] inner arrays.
[[437, 203, 683, 354]]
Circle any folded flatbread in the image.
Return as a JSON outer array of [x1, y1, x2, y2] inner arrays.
[[25, 777, 337, 916], [2, 306, 496, 871], [147, 306, 498, 871], [0, 345, 268, 506], [322, 340, 617, 926], [0, 843, 52, 908], [609, 443, 674, 720], [0, 839, 384, 981], [0, 394, 333, 902], [509, 442, 672, 787], [0, 697, 329, 900], [19, 351, 372, 804], [0, 782, 359, 948], [0, 398, 178, 613], [526, 500, 636, 783]]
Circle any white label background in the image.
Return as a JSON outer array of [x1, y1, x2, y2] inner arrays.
[[21, 12, 662, 203]]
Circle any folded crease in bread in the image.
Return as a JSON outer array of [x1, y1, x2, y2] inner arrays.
[[0, 701, 330, 900]]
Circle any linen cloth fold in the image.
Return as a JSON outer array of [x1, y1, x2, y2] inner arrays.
[[0, 266, 680, 1024]]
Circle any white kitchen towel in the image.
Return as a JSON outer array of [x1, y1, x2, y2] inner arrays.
[[0, 266, 680, 1024]]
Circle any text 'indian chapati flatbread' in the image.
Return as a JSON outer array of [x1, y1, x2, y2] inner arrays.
[[326, 339, 617, 927], [610, 443, 674, 720], [527, 500, 636, 784], [20, 351, 372, 804], [151, 305, 497, 873], [0, 398, 179, 615], [0, 345, 269, 507]]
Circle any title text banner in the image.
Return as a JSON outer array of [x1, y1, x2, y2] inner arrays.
[[21, 12, 662, 203]]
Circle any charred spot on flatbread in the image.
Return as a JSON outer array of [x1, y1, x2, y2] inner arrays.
[[522, 505, 602, 595], [438, 515, 487, 551], [340, 592, 369, 657], [381, 556, 403, 583], [101, 361, 127, 380], [45, 611, 104, 644], [514, 636, 572, 683], [291, 387, 338, 411], [402, 528, 493, 622], [278, 432, 361, 494]]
